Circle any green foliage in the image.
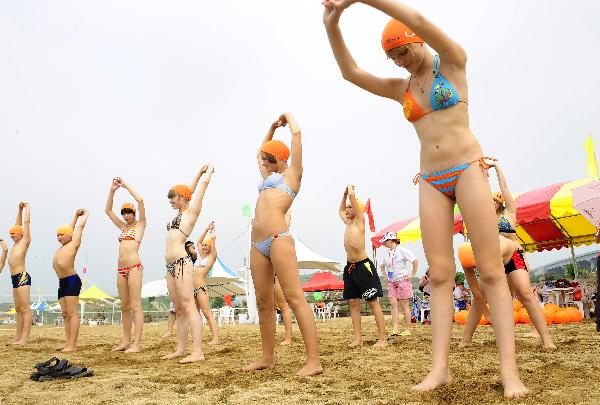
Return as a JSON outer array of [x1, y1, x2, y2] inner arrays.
[[455, 271, 466, 285], [210, 297, 225, 308], [564, 263, 575, 279]]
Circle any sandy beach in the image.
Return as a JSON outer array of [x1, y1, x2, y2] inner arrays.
[[0, 317, 598, 404]]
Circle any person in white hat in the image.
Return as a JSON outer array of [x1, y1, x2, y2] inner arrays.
[[379, 232, 418, 336]]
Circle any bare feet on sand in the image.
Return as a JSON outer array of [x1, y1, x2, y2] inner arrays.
[[179, 352, 205, 364], [372, 339, 387, 348], [347, 339, 363, 348], [295, 361, 323, 378], [61, 346, 77, 353], [280, 338, 292, 346], [458, 340, 473, 348], [125, 346, 142, 353], [161, 351, 185, 360], [9, 340, 26, 346], [207, 338, 221, 346], [410, 368, 452, 393], [524, 331, 539, 338], [501, 373, 530, 399], [161, 332, 173, 338], [242, 356, 275, 372], [111, 343, 130, 352]]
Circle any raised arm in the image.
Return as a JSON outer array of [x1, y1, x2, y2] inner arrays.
[[20, 202, 31, 242], [257, 119, 283, 179], [189, 164, 214, 215], [121, 179, 146, 223], [283, 112, 303, 179], [347, 185, 364, 224], [196, 221, 213, 248], [323, 2, 404, 100], [0, 239, 7, 273], [339, 187, 350, 224], [71, 209, 89, 247], [491, 163, 516, 217], [333, 0, 467, 67], [207, 225, 218, 268], [105, 179, 127, 229]]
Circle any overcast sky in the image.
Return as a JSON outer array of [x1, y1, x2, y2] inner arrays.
[[1, 1, 599, 299]]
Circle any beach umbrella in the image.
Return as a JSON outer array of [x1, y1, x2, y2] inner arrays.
[[371, 205, 464, 248], [572, 180, 600, 227]]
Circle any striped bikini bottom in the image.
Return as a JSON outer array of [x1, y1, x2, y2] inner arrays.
[[413, 156, 496, 200]]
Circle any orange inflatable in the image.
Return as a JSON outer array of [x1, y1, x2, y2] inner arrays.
[[478, 315, 490, 325], [544, 311, 554, 325], [552, 310, 570, 324], [514, 311, 520, 323], [518, 308, 531, 324], [458, 242, 475, 268], [544, 303, 560, 315], [454, 310, 468, 325], [513, 300, 523, 311], [564, 307, 583, 323]]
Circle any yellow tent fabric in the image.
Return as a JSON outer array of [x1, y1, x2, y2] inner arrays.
[[79, 285, 114, 300], [5, 308, 16, 315]]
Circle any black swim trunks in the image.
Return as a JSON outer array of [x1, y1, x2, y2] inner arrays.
[[58, 274, 82, 299], [504, 250, 527, 275], [11, 271, 32, 289], [343, 258, 383, 301]]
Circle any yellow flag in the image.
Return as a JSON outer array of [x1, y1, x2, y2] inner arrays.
[[584, 134, 599, 178]]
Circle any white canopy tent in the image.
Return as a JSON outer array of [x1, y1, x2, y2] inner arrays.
[[141, 257, 244, 299], [243, 235, 342, 324]]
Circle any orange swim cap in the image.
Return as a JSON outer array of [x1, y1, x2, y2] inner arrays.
[[381, 19, 423, 52], [56, 225, 74, 235], [120, 202, 136, 213], [9, 225, 23, 234], [356, 199, 366, 214], [492, 192, 505, 205], [170, 185, 192, 201], [202, 237, 213, 246], [260, 140, 290, 162]]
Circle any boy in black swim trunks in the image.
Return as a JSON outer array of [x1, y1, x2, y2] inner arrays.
[[339, 185, 386, 348], [53, 209, 89, 353]]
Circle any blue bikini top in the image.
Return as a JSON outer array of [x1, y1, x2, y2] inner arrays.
[[258, 172, 297, 198], [498, 216, 516, 233]]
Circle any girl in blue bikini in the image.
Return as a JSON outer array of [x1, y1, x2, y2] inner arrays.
[[323, 0, 528, 398], [243, 113, 322, 377]]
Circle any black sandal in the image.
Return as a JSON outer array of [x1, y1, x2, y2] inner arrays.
[[30, 357, 60, 381], [38, 359, 94, 381]]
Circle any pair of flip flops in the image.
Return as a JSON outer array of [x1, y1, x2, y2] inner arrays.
[[30, 357, 94, 381]]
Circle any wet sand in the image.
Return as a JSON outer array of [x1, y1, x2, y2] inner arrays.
[[0, 317, 598, 404]]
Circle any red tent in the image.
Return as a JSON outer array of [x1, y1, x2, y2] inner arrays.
[[302, 272, 344, 292]]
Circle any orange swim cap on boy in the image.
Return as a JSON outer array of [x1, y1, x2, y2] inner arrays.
[[120, 202, 136, 212], [381, 19, 423, 52], [260, 140, 290, 162], [9, 225, 24, 234], [56, 225, 74, 235], [170, 185, 192, 201]]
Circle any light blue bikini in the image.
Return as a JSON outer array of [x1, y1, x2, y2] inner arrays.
[[252, 173, 296, 257]]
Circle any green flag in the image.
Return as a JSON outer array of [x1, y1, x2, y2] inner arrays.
[[242, 204, 251, 217]]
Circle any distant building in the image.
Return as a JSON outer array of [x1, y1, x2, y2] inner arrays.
[[532, 250, 599, 279]]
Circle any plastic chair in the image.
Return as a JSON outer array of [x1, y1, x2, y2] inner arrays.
[[219, 306, 235, 325]]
